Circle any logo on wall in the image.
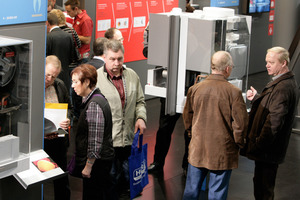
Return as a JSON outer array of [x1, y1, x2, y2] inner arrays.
[[33, 0, 42, 13]]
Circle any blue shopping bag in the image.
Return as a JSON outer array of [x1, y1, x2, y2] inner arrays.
[[128, 130, 149, 199]]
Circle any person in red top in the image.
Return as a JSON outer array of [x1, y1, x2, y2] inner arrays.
[[64, 0, 93, 63]]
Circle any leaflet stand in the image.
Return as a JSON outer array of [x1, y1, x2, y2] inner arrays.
[[14, 150, 67, 189]]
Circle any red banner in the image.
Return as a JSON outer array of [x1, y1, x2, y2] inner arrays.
[[269, 10, 274, 22], [96, 0, 178, 62], [268, 24, 274, 36], [270, 0, 275, 9]]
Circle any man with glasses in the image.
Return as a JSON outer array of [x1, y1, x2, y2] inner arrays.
[[44, 55, 72, 200]]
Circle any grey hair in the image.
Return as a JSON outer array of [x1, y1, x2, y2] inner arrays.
[[211, 51, 233, 72], [104, 39, 124, 55], [267, 46, 290, 66]]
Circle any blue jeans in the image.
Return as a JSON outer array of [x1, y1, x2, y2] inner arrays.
[[183, 164, 232, 200]]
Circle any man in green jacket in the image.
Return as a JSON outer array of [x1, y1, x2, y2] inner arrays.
[[96, 39, 147, 198]]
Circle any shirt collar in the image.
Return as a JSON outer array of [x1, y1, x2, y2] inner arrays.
[[75, 9, 86, 20], [93, 56, 105, 62], [82, 87, 98, 103], [272, 71, 288, 81], [105, 65, 124, 79], [50, 26, 60, 32]]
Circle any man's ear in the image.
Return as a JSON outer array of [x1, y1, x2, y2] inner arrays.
[[225, 66, 232, 77], [225, 66, 230, 73], [282, 60, 287, 68]]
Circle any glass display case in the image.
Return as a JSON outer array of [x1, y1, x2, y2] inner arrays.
[[145, 7, 252, 114], [0, 35, 32, 178], [0, 35, 66, 188]]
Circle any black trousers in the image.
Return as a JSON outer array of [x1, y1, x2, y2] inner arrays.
[[82, 159, 115, 200], [111, 146, 131, 196], [44, 137, 70, 200], [153, 98, 181, 166], [253, 161, 279, 200]]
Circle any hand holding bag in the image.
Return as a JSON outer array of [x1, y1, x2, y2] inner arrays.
[[128, 130, 149, 199]]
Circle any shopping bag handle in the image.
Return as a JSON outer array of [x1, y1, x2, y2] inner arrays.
[[131, 130, 143, 154]]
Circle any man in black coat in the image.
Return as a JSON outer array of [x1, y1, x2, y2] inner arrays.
[[244, 46, 299, 200], [46, 13, 74, 90], [87, 37, 108, 69]]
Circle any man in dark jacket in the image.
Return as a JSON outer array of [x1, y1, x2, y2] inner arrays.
[[245, 46, 299, 200], [87, 37, 108, 69], [46, 13, 74, 90], [44, 55, 72, 200]]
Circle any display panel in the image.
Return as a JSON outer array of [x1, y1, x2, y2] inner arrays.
[[246, 0, 270, 14], [0, 0, 47, 26], [95, 0, 178, 63], [210, 0, 240, 7]]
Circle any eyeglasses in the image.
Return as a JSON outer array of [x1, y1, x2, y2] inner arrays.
[[45, 73, 57, 79], [71, 80, 80, 84]]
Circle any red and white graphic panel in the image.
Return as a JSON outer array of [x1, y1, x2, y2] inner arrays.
[[96, 0, 178, 62]]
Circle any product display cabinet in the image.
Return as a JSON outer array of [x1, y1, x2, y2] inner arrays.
[[0, 36, 32, 179], [145, 7, 252, 114]]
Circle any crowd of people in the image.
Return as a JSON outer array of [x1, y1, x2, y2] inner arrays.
[[44, 1, 299, 200], [45, 1, 146, 199]]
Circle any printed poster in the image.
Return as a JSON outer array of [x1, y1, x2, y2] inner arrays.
[[96, 0, 179, 62]]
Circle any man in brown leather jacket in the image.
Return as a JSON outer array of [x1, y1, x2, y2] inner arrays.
[[182, 51, 248, 200]]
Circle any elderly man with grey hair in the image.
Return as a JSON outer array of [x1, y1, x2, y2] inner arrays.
[[182, 51, 248, 200]]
